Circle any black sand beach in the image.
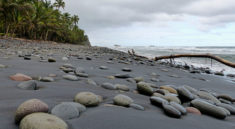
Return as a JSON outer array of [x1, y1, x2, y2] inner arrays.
[[1, 39, 235, 129]]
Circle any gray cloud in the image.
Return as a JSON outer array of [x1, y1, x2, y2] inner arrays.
[[60, 0, 235, 31]]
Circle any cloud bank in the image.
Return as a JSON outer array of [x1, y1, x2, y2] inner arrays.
[[52, 0, 235, 46]]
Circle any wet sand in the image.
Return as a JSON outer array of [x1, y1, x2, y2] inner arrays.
[[1, 38, 235, 129]]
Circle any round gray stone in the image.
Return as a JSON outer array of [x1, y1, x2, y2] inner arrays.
[[19, 113, 68, 129], [17, 80, 37, 90], [51, 103, 79, 120], [61, 102, 86, 113], [137, 82, 154, 96], [63, 75, 79, 81], [113, 94, 134, 107], [115, 84, 130, 91], [74, 92, 100, 107], [101, 83, 117, 90]]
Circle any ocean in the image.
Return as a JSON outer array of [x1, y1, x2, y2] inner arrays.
[[110, 46, 235, 75]]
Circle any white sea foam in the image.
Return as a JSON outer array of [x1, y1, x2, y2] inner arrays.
[[110, 46, 235, 75]]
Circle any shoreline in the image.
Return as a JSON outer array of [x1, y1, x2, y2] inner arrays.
[[110, 46, 235, 80], [1, 38, 234, 84], [1, 39, 235, 129]]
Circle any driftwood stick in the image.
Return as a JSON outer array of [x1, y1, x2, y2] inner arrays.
[[154, 54, 235, 68], [128, 49, 148, 59]]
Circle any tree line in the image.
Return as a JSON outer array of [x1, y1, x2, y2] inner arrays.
[[0, 0, 89, 45]]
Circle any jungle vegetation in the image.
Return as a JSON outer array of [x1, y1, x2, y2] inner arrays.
[[0, 0, 89, 45]]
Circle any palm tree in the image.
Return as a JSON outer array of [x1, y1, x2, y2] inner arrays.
[[53, 0, 65, 10], [72, 15, 79, 26]]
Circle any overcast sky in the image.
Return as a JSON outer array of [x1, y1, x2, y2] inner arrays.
[[56, 0, 235, 46]]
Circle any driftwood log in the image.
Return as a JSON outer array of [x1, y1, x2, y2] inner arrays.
[[154, 54, 235, 68]]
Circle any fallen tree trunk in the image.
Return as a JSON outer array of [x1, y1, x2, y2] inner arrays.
[[154, 54, 235, 68]]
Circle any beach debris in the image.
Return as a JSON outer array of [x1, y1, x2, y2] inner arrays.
[[17, 80, 37, 90], [15, 99, 49, 123], [10, 73, 32, 81], [137, 81, 154, 96], [101, 82, 117, 90], [74, 92, 100, 107], [51, 103, 80, 120], [113, 94, 134, 107], [19, 113, 68, 129]]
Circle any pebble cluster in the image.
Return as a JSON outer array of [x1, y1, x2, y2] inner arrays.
[[1, 39, 235, 129]]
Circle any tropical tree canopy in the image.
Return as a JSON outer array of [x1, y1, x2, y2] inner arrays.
[[0, 0, 89, 45]]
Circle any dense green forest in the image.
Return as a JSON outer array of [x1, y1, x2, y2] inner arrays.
[[0, 0, 89, 45]]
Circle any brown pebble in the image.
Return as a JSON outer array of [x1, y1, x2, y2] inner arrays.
[[186, 107, 201, 115], [10, 73, 32, 81]]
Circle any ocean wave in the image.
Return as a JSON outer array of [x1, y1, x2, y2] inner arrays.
[[110, 46, 235, 74]]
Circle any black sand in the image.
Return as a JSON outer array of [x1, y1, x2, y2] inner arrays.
[[0, 39, 235, 129]]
